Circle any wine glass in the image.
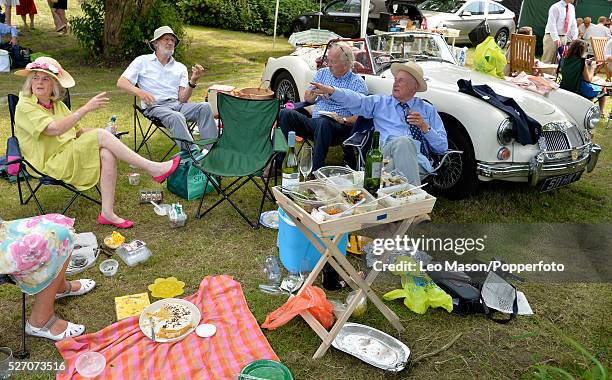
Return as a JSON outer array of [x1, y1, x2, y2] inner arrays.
[[299, 145, 313, 182]]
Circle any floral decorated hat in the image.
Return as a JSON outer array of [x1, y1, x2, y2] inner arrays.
[[14, 57, 75, 88]]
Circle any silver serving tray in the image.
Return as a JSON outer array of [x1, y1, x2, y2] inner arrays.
[[332, 323, 410, 372]]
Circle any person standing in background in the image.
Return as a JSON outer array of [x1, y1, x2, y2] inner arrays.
[[0, 0, 18, 26], [47, 0, 61, 32], [50, 0, 67, 34], [542, 0, 578, 64], [16, 0, 35, 29]]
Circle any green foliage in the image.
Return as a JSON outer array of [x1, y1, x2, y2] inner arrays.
[[69, 0, 105, 58], [178, 0, 318, 36], [70, 0, 186, 61]]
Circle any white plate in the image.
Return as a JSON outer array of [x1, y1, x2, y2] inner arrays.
[[196, 323, 217, 338], [259, 211, 279, 229], [139, 298, 201, 343]]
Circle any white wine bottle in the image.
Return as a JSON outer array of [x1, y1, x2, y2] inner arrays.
[[282, 131, 299, 187], [364, 130, 382, 194]]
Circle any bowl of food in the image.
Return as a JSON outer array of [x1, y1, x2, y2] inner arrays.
[[318, 202, 353, 220], [99, 259, 119, 277], [377, 183, 428, 207], [342, 189, 377, 214], [286, 181, 341, 213], [103, 231, 125, 249]]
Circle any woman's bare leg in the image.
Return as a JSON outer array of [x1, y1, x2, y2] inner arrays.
[[96, 129, 172, 177], [29, 14, 35, 29], [98, 147, 122, 222], [20, 15, 27, 28], [29, 259, 73, 335]]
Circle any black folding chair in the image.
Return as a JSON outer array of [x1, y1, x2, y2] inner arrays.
[[7, 93, 101, 215], [0, 275, 29, 359], [132, 96, 197, 161]]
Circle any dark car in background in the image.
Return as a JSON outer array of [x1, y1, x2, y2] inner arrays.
[[288, 0, 424, 38]]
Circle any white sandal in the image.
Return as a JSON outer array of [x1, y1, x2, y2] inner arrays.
[[55, 279, 96, 300], [25, 315, 85, 341]]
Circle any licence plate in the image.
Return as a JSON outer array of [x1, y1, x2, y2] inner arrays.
[[539, 171, 583, 192]]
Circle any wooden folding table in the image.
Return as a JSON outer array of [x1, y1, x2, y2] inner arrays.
[[272, 185, 436, 359]]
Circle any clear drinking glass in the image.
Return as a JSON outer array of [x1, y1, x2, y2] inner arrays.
[[0, 347, 12, 380], [299, 145, 313, 182]]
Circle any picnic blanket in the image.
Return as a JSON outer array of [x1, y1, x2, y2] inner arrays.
[[56, 275, 278, 379]]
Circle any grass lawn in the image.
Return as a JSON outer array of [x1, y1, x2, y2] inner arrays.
[[0, 2, 610, 379]]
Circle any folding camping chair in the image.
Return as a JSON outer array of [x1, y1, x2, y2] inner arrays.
[[0, 275, 29, 359], [7, 93, 101, 215], [183, 93, 281, 228], [342, 117, 463, 182], [132, 96, 197, 161]]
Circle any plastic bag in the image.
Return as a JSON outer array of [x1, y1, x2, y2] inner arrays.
[[473, 36, 507, 79], [261, 285, 335, 330], [383, 256, 453, 314]]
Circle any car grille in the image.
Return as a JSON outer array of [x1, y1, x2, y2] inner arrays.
[[542, 130, 569, 151], [539, 122, 588, 161]]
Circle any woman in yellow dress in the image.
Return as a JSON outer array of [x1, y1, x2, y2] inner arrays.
[[14, 57, 180, 228]]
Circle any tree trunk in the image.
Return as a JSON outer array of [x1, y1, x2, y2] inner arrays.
[[103, 0, 155, 60]]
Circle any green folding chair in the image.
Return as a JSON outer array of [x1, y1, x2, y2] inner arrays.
[[186, 93, 282, 228]]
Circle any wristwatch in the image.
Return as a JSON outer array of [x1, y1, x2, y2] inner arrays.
[[342, 117, 348, 125], [188, 81, 197, 88]]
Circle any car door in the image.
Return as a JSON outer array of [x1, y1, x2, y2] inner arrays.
[[448, 0, 485, 40]]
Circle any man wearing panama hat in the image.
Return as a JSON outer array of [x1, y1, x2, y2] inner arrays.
[[117, 25, 217, 151], [310, 61, 447, 186]]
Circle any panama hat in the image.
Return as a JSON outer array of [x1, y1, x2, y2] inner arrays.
[[390, 62, 427, 92], [14, 56, 75, 88], [148, 26, 180, 51]]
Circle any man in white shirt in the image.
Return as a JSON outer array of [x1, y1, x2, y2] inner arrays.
[[605, 38, 612, 73], [542, 0, 578, 63], [117, 26, 216, 152], [582, 16, 611, 54]]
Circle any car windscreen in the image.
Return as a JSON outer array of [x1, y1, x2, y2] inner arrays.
[[419, 0, 463, 13], [367, 33, 456, 72]]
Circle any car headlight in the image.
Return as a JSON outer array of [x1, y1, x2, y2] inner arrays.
[[497, 118, 513, 145], [584, 105, 600, 130]]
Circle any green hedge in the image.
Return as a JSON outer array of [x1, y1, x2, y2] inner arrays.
[[178, 0, 318, 36]]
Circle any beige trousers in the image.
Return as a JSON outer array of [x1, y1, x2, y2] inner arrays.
[[542, 34, 567, 64]]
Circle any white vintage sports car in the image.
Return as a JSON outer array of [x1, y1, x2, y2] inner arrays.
[[260, 31, 602, 199]]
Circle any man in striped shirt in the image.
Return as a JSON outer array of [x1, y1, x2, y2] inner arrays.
[[277, 44, 368, 171]]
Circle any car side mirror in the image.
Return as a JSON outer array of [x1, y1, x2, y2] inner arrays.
[[461, 11, 472, 17]]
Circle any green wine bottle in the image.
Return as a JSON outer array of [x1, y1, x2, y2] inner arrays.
[[364, 131, 382, 194], [282, 131, 299, 187]]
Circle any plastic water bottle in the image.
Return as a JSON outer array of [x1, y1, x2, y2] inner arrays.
[[456, 47, 467, 67], [264, 254, 282, 287], [106, 115, 117, 134]]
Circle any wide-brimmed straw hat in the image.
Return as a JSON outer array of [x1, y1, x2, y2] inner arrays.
[[148, 26, 180, 51], [14, 57, 75, 88], [390, 62, 427, 92]]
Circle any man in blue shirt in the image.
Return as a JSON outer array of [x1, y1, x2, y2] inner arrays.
[[0, 22, 18, 46], [277, 44, 368, 172], [310, 61, 447, 185]]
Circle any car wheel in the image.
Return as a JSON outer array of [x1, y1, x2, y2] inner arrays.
[[272, 71, 299, 104], [494, 28, 509, 48], [291, 20, 306, 34], [430, 124, 478, 200]]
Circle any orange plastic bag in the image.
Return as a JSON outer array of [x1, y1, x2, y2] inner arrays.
[[261, 286, 335, 330]]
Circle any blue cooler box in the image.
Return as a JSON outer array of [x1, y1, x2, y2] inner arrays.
[[277, 208, 348, 273]]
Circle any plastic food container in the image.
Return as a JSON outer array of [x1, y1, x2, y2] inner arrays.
[[342, 189, 378, 214], [140, 190, 163, 204], [377, 183, 428, 207], [75, 351, 106, 378], [168, 203, 187, 228], [318, 202, 353, 220], [115, 240, 152, 267], [288, 181, 341, 213], [99, 259, 119, 277], [314, 166, 361, 190]]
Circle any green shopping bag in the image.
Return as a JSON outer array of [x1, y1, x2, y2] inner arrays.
[[167, 151, 216, 200]]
